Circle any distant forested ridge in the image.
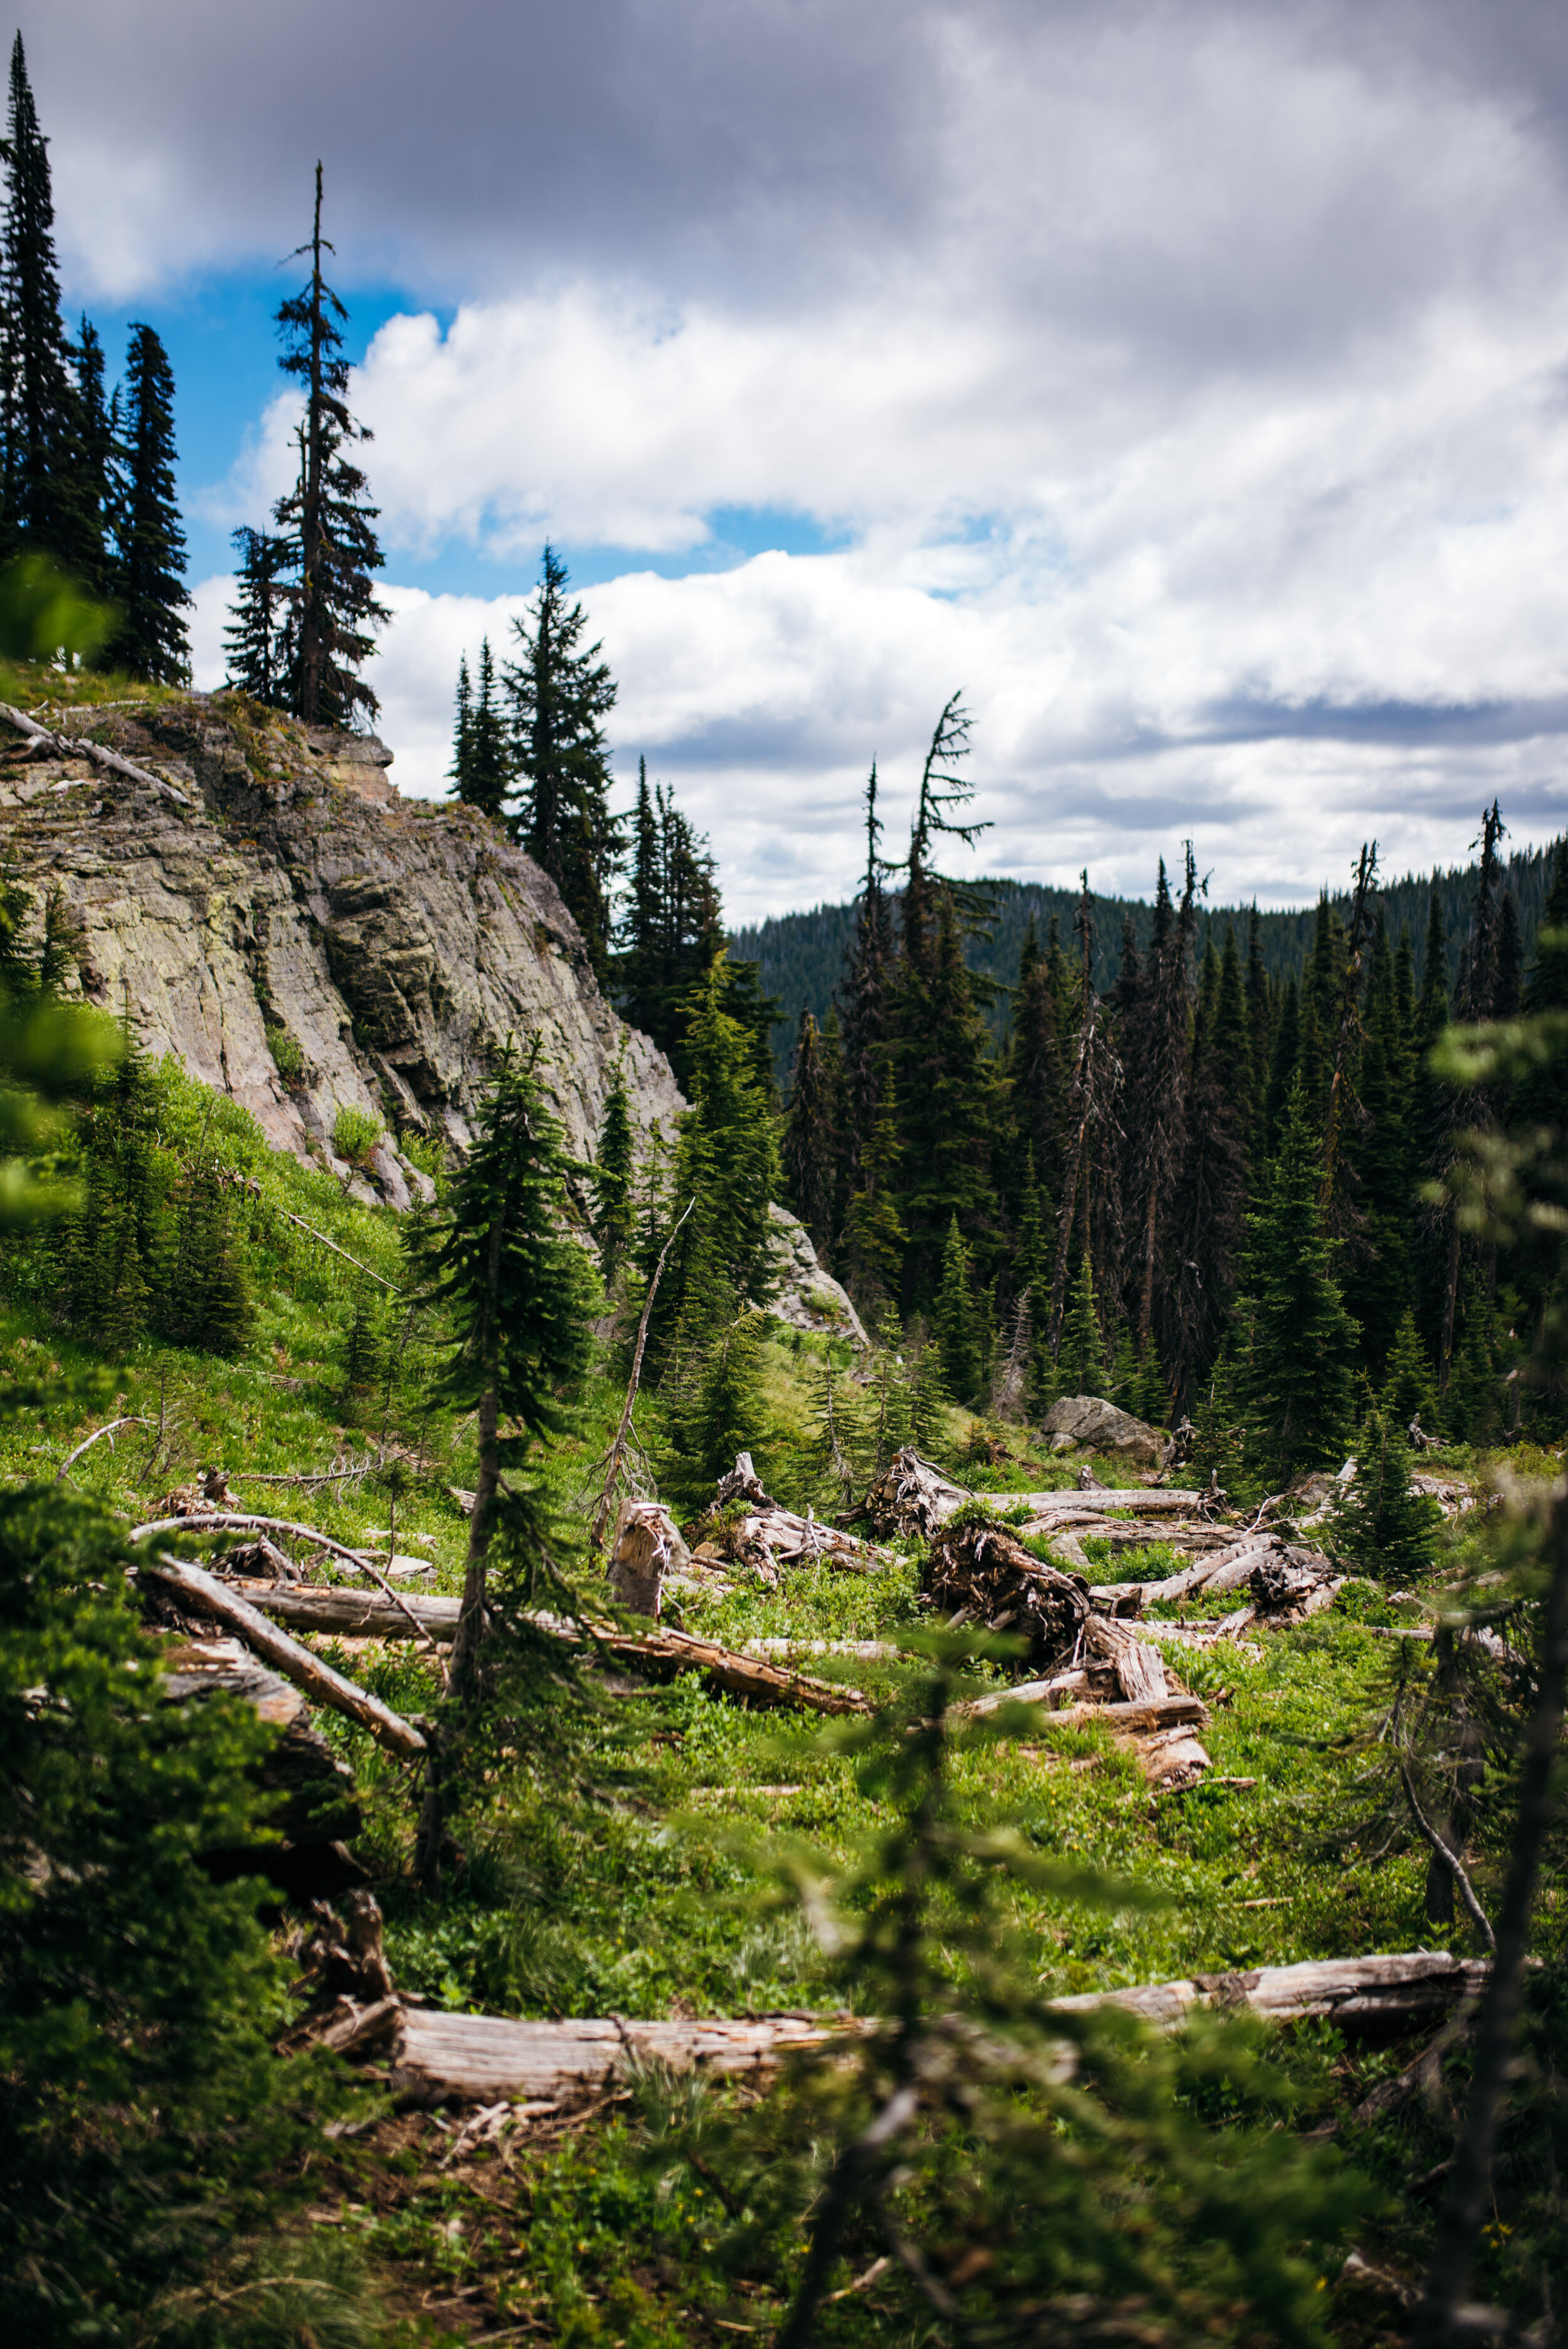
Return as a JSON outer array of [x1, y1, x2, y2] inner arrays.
[[733, 843, 1559, 1084]]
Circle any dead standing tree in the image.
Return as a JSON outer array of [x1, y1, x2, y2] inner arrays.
[[1046, 876, 1122, 1364]]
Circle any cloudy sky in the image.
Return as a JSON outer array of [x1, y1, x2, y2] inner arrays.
[[27, 0, 1568, 922]]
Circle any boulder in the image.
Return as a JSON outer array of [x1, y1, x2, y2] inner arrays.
[[1040, 1394, 1167, 1467], [764, 1203, 869, 1345]]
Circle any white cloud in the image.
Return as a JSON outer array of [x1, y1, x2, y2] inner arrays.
[[157, 0, 1568, 924]]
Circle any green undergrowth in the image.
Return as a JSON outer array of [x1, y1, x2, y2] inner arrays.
[[3, 1059, 1564, 2340]]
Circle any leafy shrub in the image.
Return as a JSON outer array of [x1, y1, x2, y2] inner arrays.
[[332, 1104, 384, 1165], [265, 1024, 304, 1083]]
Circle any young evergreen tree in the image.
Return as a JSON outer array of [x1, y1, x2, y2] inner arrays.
[[892, 886, 1000, 1308], [1060, 1252, 1106, 1395], [649, 953, 781, 1367], [1330, 1411, 1443, 1583], [1235, 1076, 1359, 1480], [934, 1211, 982, 1404], [591, 1057, 636, 1283], [503, 545, 621, 978], [1380, 1306, 1439, 1432], [161, 1156, 255, 1356], [660, 1305, 771, 1517], [109, 324, 188, 682], [412, 1045, 596, 1715], [0, 35, 73, 562], [222, 525, 289, 703], [448, 650, 472, 795], [272, 162, 388, 727], [467, 635, 509, 816]]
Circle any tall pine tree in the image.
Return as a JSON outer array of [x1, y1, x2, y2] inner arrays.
[[0, 35, 73, 562], [1235, 1076, 1358, 1482], [270, 162, 387, 727], [110, 325, 189, 683]]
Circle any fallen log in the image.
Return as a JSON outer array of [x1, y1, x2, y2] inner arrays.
[[389, 2010, 845, 2104], [374, 1951, 1490, 2104], [223, 1579, 869, 1715], [0, 699, 194, 803], [139, 1556, 428, 1758], [1051, 1949, 1490, 2035], [955, 1690, 1210, 1732], [1082, 1611, 1169, 1704]]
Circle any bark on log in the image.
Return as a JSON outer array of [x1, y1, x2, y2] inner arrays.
[[1082, 1613, 1170, 1704], [228, 1581, 460, 1639], [955, 1691, 1210, 1732], [374, 1951, 1491, 2105], [140, 1556, 428, 1758]]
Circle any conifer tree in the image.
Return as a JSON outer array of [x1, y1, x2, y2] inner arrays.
[[1380, 1307, 1439, 1433], [649, 953, 781, 1365], [110, 324, 189, 683], [1166, 974, 1247, 1412], [161, 1157, 255, 1357], [1060, 1251, 1106, 1396], [1263, 973, 1301, 1155], [1234, 1077, 1358, 1480], [223, 526, 289, 703], [1352, 953, 1414, 1376], [1010, 915, 1065, 1209], [412, 1044, 596, 1712], [55, 316, 115, 600], [591, 1057, 635, 1283], [781, 1007, 839, 1259], [935, 1212, 982, 1403], [840, 1064, 906, 1306], [661, 1306, 771, 1516], [1330, 1411, 1442, 1583], [448, 651, 472, 795], [1244, 901, 1271, 1150], [0, 35, 73, 561], [503, 544, 621, 978], [272, 162, 388, 727], [893, 885, 999, 1307], [1122, 849, 1197, 1357]]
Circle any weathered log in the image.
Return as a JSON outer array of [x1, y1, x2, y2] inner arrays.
[[600, 1623, 871, 1715], [1051, 1949, 1490, 2036], [923, 1516, 1091, 1666], [140, 1556, 428, 1758], [375, 1951, 1491, 2104], [1082, 1612, 1169, 1704], [224, 1579, 868, 1715], [389, 2008, 845, 2104], [228, 1579, 460, 1638], [0, 699, 193, 803], [864, 1448, 972, 1539], [956, 1690, 1209, 1732]]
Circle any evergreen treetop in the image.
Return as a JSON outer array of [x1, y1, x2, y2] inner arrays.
[[110, 323, 189, 684], [503, 544, 621, 979]]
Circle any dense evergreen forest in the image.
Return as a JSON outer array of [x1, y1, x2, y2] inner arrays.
[[733, 845, 1559, 1086], [4, 23, 1568, 2349]]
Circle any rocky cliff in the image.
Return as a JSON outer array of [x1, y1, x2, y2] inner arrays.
[[0, 694, 684, 1207]]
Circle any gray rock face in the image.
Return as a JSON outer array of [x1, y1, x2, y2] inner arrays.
[[765, 1204, 869, 1345], [0, 696, 684, 1201], [1040, 1394, 1167, 1466]]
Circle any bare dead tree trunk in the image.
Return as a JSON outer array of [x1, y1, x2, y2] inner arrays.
[[1412, 1485, 1568, 2346], [1318, 840, 1377, 1217]]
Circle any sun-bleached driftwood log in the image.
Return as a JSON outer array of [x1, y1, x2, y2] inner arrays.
[[221, 1579, 869, 1715], [372, 1951, 1490, 2104], [0, 699, 194, 803], [139, 1556, 428, 1758]]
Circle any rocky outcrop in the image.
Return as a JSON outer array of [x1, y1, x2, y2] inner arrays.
[[765, 1203, 868, 1344], [0, 694, 684, 1206], [1040, 1394, 1168, 1467]]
